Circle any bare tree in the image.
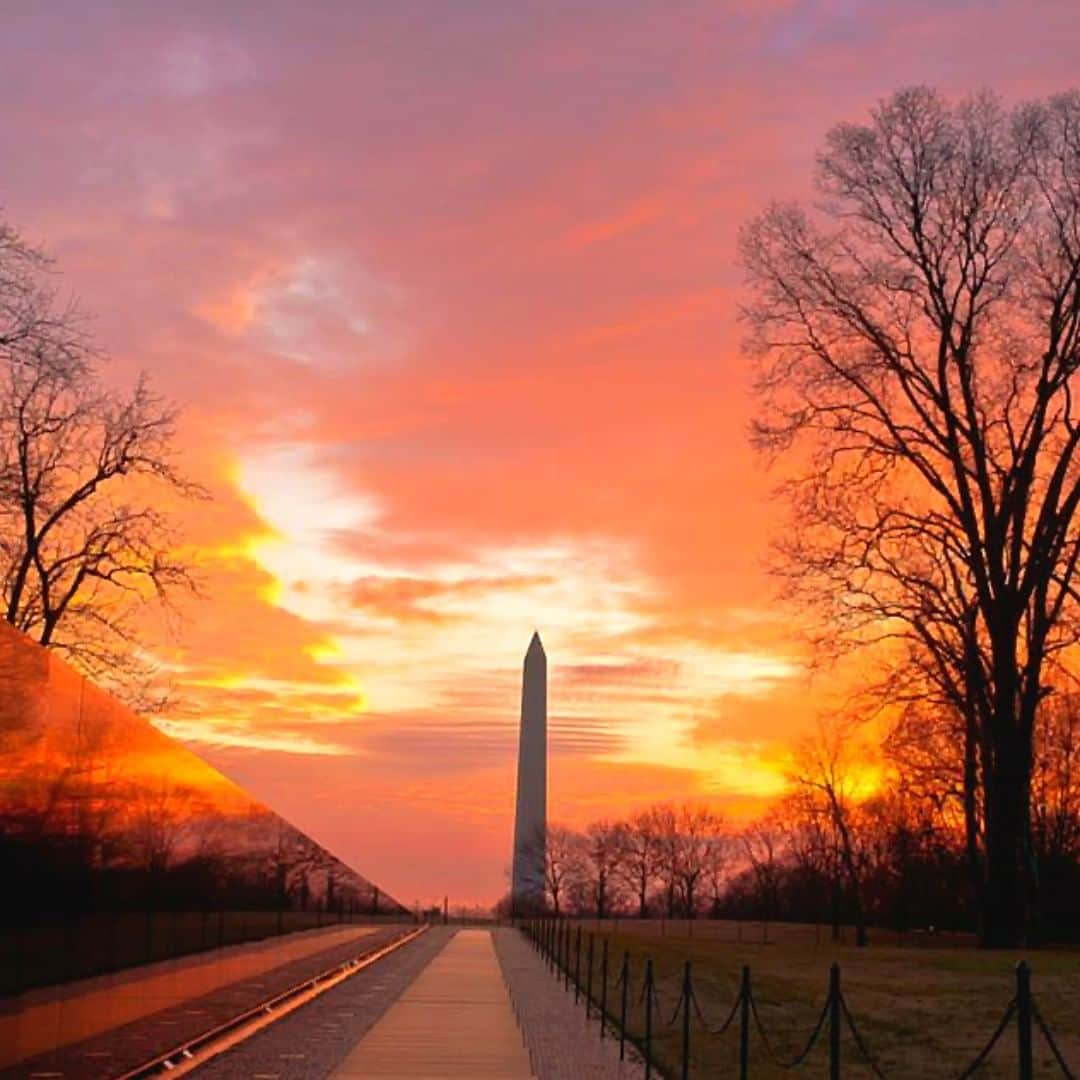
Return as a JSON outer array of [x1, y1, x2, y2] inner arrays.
[[740, 818, 783, 924], [126, 778, 203, 877], [0, 215, 201, 700], [648, 804, 682, 917], [615, 809, 660, 918], [788, 718, 872, 946], [543, 823, 583, 916], [582, 819, 623, 917], [672, 805, 722, 918], [1032, 692, 1080, 864], [742, 87, 1080, 946], [703, 816, 733, 916]]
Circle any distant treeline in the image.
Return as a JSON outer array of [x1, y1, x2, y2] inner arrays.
[[0, 806, 395, 922], [507, 698, 1080, 944]]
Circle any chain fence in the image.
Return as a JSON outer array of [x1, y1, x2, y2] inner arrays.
[[521, 918, 1076, 1079]]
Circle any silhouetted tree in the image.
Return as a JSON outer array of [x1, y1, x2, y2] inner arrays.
[[742, 86, 1080, 946], [582, 820, 623, 918], [0, 215, 202, 702], [615, 809, 661, 918], [542, 823, 583, 916], [788, 719, 873, 946]]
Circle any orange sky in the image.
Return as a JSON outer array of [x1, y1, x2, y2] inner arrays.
[[4, 1, 1079, 905]]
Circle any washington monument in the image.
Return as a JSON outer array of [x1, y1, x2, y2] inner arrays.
[[511, 631, 546, 913]]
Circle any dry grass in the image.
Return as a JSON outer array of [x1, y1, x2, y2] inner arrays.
[[548, 919, 1080, 1078]]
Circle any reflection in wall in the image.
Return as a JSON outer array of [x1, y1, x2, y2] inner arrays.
[[0, 621, 404, 920]]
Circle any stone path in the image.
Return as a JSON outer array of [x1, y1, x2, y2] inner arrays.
[[1, 926, 405, 1079], [331, 929, 533, 1078], [193, 927, 454, 1079], [15, 924, 649, 1079], [494, 927, 646, 1080], [1, 924, 379, 1069]]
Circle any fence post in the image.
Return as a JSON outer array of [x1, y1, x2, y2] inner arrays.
[[681, 960, 692, 1080], [1016, 961, 1033, 1080], [739, 965, 750, 1080], [586, 934, 595, 1019], [619, 950, 630, 1061], [574, 926, 582, 1004], [828, 962, 841, 1080], [644, 955, 654, 1080], [600, 937, 609, 1039]]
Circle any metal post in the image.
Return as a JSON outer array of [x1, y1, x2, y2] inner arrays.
[[1016, 961, 1033, 1080], [644, 956, 654, 1080], [619, 951, 630, 1061], [564, 922, 571, 990], [828, 962, 841, 1080], [738, 965, 750, 1080], [600, 938, 609, 1039], [681, 960, 692, 1080], [574, 926, 582, 1004], [586, 934, 595, 1019]]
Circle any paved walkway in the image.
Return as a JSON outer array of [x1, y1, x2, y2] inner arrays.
[[331, 929, 533, 1078], [1, 925, 377, 1069], [494, 928, 645, 1080]]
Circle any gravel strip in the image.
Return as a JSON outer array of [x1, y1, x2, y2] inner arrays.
[[2, 925, 412, 1080], [192, 925, 455, 1079], [494, 927, 646, 1080]]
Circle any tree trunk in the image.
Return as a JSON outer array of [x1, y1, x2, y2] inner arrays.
[[980, 724, 1034, 947], [962, 707, 985, 940]]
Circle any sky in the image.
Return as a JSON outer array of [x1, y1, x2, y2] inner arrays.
[[3, 0, 1079, 906]]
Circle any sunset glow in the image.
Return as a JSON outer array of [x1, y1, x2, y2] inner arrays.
[[5, 2, 1079, 906]]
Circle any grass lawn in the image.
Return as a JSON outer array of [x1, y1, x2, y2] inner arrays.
[[546, 920, 1080, 1078]]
